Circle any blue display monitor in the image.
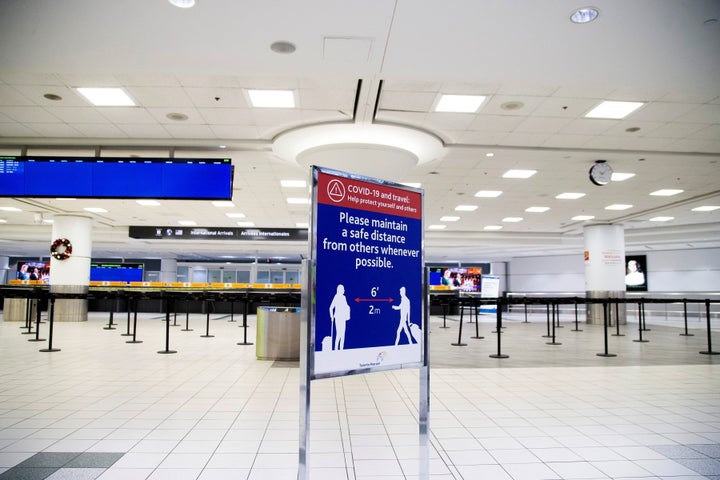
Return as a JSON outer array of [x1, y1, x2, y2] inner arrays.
[[90, 262, 144, 283], [0, 156, 233, 200]]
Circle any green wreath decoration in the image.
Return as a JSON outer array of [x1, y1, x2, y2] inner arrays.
[[50, 237, 72, 260]]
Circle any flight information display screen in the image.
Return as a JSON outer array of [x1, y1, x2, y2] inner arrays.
[[0, 156, 233, 200]]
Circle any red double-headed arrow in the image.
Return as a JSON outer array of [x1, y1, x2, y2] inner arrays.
[[355, 297, 394, 303]]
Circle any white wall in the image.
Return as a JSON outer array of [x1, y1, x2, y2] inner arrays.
[[508, 247, 720, 293]]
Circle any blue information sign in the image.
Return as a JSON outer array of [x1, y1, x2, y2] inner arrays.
[[311, 167, 424, 376]]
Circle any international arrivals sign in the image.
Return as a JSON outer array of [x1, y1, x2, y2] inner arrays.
[[129, 226, 308, 241]]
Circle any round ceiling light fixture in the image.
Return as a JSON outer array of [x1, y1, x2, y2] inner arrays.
[[500, 101, 524, 111], [270, 41, 297, 54], [43, 93, 63, 101], [570, 7, 599, 24], [166, 112, 189, 121], [273, 123, 446, 182]]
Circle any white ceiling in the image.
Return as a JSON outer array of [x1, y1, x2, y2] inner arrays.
[[0, 0, 719, 263]]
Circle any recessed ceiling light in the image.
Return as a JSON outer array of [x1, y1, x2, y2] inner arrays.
[[136, 200, 161, 206], [54, 198, 76, 201], [454, 205, 478, 211], [485, 152, 494, 157], [212, 201, 235, 207], [43, 93, 63, 101], [585, 100, 644, 119], [434, 94, 487, 113], [692, 205, 720, 212], [570, 7, 600, 24], [500, 101, 524, 111], [83, 207, 107, 213], [178, 220, 196, 226], [237, 221, 255, 227], [76, 87, 135, 106], [401, 182, 422, 188], [43, 219, 54, 224], [649, 216, 674, 222], [484, 225, 503, 231], [440, 216, 460, 222], [605, 204, 633, 210], [280, 179, 307, 188], [428, 224, 447, 230], [556, 192, 586, 200], [218, 145, 227, 149], [572, 215, 595, 221], [296, 222, 309, 228], [650, 189, 683, 196], [475, 190, 503, 198], [168, 0, 195, 8], [247, 89, 295, 108], [0, 219, 6, 223], [166, 112, 189, 121], [502, 169, 537, 179], [287, 197, 310, 204], [0, 207, 22, 212], [525, 206, 550, 213], [225, 212, 246, 218], [270, 41, 296, 54], [502, 217, 523, 222], [611, 172, 635, 181]]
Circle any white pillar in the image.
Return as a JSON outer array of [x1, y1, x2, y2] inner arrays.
[[490, 261, 507, 294], [583, 224, 626, 325], [0, 256, 8, 284], [160, 258, 177, 284], [50, 214, 92, 321]]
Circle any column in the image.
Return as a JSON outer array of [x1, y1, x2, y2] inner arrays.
[[490, 261, 507, 294], [583, 224, 626, 325], [50, 214, 92, 322], [0, 256, 9, 284], [160, 258, 177, 284]]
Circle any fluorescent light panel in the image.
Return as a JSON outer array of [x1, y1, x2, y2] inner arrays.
[[0, 207, 22, 211], [212, 201, 235, 207], [225, 212, 246, 218], [650, 189, 683, 196], [280, 180, 307, 188], [84, 207, 107, 213], [440, 216, 460, 222], [649, 216, 674, 222], [692, 205, 720, 212], [484, 225, 503, 230], [402, 182, 422, 188], [611, 172, 635, 181], [237, 221, 255, 227], [428, 224, 446, 230], [502, 217, 523, 222], [77, 87, 135, 106], [605, 204, 633, 210], [178, 220, 196, 225], [525, 206, 549, 213], [556, 192, 585, 199], [136, 200, 161, 206], [585, 100, 644, 119], [503, 169, 536, 179], [454, 205, 478, 211], [572, 215, 595, 221], [475, 190, 503, 198], [435, 94, 486, 113], [247, 89, 295, 108], [287, 198, 310, 204]]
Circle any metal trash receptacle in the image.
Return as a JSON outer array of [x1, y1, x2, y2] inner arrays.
[[256, 306, 301, 360]]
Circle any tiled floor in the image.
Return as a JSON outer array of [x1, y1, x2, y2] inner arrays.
[[0, 306, 718, 479]]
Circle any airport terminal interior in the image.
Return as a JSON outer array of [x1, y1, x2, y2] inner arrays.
[[1, 1, 720, 479]]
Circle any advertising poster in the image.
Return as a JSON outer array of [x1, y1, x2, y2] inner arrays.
[[480, 275, 500, 314], [312, 168, 423, 376]]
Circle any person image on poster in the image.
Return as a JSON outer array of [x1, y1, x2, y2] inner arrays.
[[625, 259, 645, 286], [392, 286, 414, 345], [329, 284, 350, 350]]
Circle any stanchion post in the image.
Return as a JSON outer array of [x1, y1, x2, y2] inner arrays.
[[22, 298, 35, 335], [126, 298, 143, 344], [489, 298, 508, 358], [451, 298, 467, 346], [237, 298, 253, 345], [612, 300, 624, 337], [182, 299, 193, 331], [471, 298, 484, 340], [122, 296, 132, 337], [439, 302, 449, 329], [201, 298, 214, 338], [634, 301, 648, 343], [641, 300, 650, 331], [229, 300, 236, 322], [542, 303, 551, 338], [596, 300, 617, 357], [524, 302, 528, 323], [158, 297, 178, 354], [546, 303, 561, 345], [28, 297, 45, 343], [700, 300, 719, 355], [680, 299, 693, 337], [39, 295, 60, 352], [572, 300, 582, 332]]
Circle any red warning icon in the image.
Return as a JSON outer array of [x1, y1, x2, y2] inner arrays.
[[327, 179, 345, 203]]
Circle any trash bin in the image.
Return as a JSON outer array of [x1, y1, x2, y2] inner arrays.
[[256, 306, 301, 360]]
